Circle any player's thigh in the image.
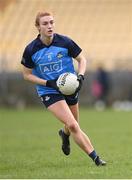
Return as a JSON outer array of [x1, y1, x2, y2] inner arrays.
[[69, 103, 79, 123], [47, 100, 77, 126]]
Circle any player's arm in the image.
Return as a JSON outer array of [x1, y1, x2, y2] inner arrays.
[[21, 47, 58, 89], [75, 52, 86, 76], [66, 37, 86, 75], [22, 66, 47, 85], [22, 66, 58, 90], [74, 52, 86, 92]]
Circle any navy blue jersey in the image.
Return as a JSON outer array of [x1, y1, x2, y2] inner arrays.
[[21, 33, 82, 96]]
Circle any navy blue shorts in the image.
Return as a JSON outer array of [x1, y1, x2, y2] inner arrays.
[[41, 93, 79, 108]]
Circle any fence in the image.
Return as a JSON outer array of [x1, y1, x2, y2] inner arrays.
[[0, 71, 132, 108]]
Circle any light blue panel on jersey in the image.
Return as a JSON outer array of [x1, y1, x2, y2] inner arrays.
[[31, 45, 75, 96]]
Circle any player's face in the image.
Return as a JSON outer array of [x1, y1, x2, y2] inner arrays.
[[38, 16, 55, 38]]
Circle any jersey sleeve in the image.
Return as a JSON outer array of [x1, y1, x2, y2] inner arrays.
[[21, 46, 35, 68], [67, 38, 82, 58]]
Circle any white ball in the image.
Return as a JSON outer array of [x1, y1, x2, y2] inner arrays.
[[57, 72, 79, 95]]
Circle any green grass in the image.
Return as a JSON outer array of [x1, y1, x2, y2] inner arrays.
[[0, 108, 132, 179]]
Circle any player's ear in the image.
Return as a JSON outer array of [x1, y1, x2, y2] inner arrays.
[[35, 23, 40, 32]]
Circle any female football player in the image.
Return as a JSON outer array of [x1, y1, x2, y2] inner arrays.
[[21, 11, 106, 166]]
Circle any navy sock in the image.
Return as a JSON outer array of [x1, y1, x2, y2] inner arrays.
[[62, 129, 70, 137], [89, 150, 97, 161]]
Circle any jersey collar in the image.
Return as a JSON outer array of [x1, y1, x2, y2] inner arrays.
[[37, 34, 58, 47]]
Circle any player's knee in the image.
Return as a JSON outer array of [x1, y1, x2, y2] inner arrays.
[[68, 121, 79, 133]]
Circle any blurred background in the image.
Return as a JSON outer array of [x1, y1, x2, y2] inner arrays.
[[0, 0, 132, 110]]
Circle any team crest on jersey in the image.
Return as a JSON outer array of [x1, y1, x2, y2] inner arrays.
[[57, 52, 63, 59]]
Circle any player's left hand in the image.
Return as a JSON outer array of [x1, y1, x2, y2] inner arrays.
[[75, 74, 84, 93]]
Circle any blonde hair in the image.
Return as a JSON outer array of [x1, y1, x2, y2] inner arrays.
[[35, 11, 53, 27]]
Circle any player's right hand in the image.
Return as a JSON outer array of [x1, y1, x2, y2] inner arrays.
[[46, 79, 59, 91]]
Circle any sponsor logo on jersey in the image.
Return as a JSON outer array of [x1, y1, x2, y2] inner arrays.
[[39, 60, 62, 74]]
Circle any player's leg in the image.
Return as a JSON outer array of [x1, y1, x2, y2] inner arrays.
[[68, 103, 97, 153], [63, 103, 79, 134], [41, 93, 70, 155], [58, 103, 79, 155], [48, 100, 106, 165], [63, 93, 79, 135], [68, 103, 106, 166], [48, 100, 94, 153], [59, 94, 79, 155], [69, 103, 79, 122]]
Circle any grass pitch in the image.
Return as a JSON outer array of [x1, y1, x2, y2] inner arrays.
[[0, 108, 132, 179]]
